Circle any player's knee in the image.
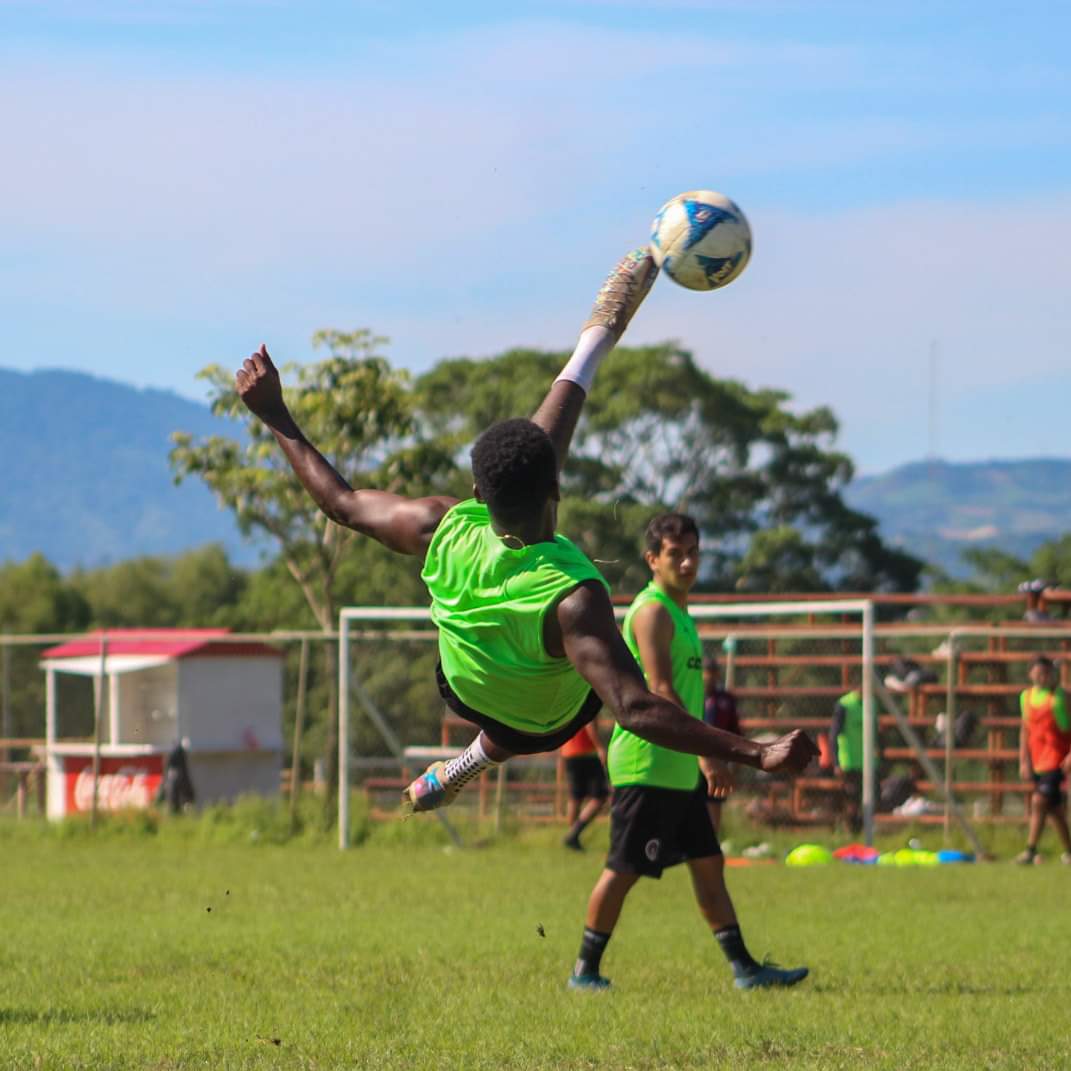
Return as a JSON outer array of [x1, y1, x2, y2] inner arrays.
[[602, 868, 639, 894]]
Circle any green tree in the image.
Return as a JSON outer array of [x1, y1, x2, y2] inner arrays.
[[1029, 536, 1071, 590], [169, 330, 456, 779], [167, 332, 924, 766], [0, 555, 91, 746], [69, 545, 248, 628], [170, 330, 441, 630], [415, 343, 923, 593], [958, 547, 1031, 592], [70, 556, 178, 627], [0, 554, 90, 634], [736, 527, 824, 593], [170, 545, 249, 625]]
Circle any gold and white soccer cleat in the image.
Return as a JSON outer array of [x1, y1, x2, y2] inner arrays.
[[581, 248, 659, 343]]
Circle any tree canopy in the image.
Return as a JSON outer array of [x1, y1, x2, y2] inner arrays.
[[13, 329, 912, 763], [169, 329, 454, 632], [415, 343, 923, 594], [168, 334, 924, 610]]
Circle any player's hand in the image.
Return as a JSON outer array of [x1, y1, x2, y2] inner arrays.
[[703, 759, 734, 799], [758, 730, 819, 775], [1020, 761, 1032, 781], [236, 344, 285, 421]]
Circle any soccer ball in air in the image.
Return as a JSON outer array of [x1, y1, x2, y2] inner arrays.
[[648, 190, 751, 291]]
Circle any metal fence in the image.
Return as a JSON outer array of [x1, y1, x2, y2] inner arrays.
[[6, 615, 1070, 844]]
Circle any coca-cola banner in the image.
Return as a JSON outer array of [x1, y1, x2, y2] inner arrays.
[[63, 755, 164, 814]]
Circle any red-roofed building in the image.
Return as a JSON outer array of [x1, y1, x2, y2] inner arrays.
[[40, 629, 284, 819]]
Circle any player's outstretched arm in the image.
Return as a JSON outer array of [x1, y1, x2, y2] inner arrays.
[[236, 345, 457, 556], [557, 581, 817, 774]]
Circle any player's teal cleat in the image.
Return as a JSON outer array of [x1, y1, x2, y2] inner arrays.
[[567, 973, 611, 991], [734, 961, 809, 990], [401, 761, 460, 815]]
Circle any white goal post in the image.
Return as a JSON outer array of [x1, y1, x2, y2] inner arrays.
[[337, 599, 881, 850]]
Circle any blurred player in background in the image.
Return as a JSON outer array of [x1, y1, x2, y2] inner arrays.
[[568, 514, 809, 992], [830, 671, 870, 835], [1017, 655, 1071, 865], [561, 722, 609, 851], [701, 655, 740, 835]]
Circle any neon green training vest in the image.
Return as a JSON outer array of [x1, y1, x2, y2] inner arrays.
[[607, 583, 704, 791], [421, 500, 609, 734], [836, 690, 866, 772]]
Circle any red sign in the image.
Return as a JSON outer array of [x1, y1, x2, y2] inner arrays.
[[62, 754, 164, 814]]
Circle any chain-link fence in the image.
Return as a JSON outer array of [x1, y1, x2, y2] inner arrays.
[[341, 604, 1071, 845], [7, 613, 1071, 838], [0, 630, 345, 820]]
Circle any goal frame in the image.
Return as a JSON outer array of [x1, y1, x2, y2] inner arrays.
[[337, 599, 879, 849]]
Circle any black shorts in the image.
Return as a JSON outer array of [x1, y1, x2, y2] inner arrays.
[[565, 755, 609, 802], [1033, 769, 1067, 806], [606, 782, 721, 879], [435, 662, 603, 755], [842, 770, 863, 804]]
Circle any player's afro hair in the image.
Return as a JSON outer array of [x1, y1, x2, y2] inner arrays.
[[471, 419, 558, 522]]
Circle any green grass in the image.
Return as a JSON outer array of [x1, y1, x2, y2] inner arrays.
[[2, 814, 1070, 1071]]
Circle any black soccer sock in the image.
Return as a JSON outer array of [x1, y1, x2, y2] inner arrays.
[[714, 924, 759, 977], [573, 927, 612, 978]]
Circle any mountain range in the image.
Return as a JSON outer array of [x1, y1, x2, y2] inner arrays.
[[843, 458, 1071, 576], [1, 367, 261, 569], [3, 367, 1069, 577]]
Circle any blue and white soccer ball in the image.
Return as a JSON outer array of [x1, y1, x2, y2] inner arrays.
[[648, 190, 751, 291]]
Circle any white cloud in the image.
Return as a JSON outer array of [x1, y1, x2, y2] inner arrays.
[[1, 15, 1068, 472], [633, 195, 1071, 467]]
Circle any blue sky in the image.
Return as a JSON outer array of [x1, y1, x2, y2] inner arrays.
[[2, 1, 1069, 472]]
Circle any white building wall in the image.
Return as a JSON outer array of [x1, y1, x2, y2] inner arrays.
[[176, 657, 284, 751], [46, 754, 66, 820], [187, 751, 281, 803]]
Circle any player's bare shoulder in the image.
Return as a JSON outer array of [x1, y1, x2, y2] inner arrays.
[[545, 580, 617, 658], [630, 597, 674, 644], [556, 579, 616, 629]]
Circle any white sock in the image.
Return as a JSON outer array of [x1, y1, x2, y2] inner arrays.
[[554, 326, 614, 394], [441, 735, 500, 788]]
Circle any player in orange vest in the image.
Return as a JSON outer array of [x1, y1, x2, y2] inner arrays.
[[561, 722, 609, 851], [1017, 655, 1071, 865]]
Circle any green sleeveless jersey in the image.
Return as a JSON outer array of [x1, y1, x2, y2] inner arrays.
[[835, 690, 880, 772], [835, 690, 865, 772], [608, 583, 704, 790], [420, 500, 609, 734]]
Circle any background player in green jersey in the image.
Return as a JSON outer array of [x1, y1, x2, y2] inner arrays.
[[235, 250, 817, 814], [569, 514, 809, 991]]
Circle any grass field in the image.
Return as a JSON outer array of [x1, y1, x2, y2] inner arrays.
[[3, 812, 1070, 1071]]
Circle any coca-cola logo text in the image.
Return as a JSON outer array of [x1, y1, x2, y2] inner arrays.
[[62, 756, 163, 814]]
